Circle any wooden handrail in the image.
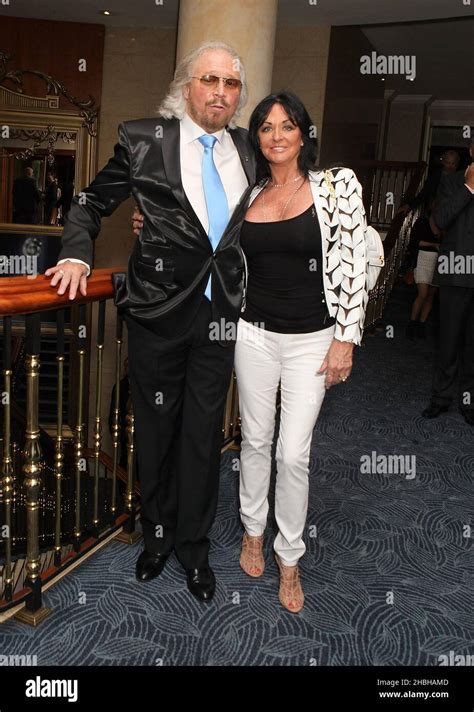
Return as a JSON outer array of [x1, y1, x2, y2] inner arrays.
[[0, 266, 126, 317]]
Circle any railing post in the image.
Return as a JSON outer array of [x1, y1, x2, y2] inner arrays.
[[92, 300, 106, 538], [15, 313, 51, 625], [110, 312, 123, 523], [2, 316, 13, 601], [73, 304, 87, 552], [115, 395, 141, 545], [54, 309, 65, 568]]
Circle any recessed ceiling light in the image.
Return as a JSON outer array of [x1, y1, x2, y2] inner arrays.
[[100, 10, 111, 16]]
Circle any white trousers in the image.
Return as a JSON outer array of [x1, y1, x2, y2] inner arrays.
[[234, 319, 335, 566]]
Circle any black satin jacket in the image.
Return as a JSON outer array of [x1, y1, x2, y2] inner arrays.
[[58, 117, 256, 337]]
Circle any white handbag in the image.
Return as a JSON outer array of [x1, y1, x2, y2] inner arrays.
[[324, 169, 384, 291], [365, 225, 385, 291]]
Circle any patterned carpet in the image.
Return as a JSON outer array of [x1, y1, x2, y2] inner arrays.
[[0, 283, 472, 666]]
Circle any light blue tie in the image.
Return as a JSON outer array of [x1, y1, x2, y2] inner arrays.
[[198, 134, 229, 301]]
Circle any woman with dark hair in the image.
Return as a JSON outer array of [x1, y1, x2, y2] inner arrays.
[[235, 91, 370, 612], [405, 198, 441, 339], [43, 170, 61, 225]]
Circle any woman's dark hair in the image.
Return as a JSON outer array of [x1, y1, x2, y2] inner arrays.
[[248, 91, 318, 183]]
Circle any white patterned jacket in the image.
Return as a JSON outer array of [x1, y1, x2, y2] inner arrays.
[[243, 167, 370, 345]]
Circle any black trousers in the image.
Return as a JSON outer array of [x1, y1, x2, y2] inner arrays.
[[432, 285, 474, 410], [126, 297, 235, 569]]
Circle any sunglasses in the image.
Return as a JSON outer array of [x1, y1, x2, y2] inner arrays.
[[191, 74, 242, 91]]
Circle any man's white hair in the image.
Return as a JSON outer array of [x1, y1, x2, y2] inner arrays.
[[158, 41, 248, 128]]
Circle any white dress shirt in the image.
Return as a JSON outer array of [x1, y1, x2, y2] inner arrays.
[[179, 111, 248, 234], [58, 112, 249, 275]]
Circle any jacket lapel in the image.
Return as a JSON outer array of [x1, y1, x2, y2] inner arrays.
[[225, 184, 254, 232], [161, 118, 208, 241], [229, 128, 256, 185], [248, 182, 266, 206]]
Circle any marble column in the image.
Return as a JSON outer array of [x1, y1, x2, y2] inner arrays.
[[176, 0, 278, 126]]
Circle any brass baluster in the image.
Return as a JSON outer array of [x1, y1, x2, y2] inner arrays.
[[73, 304, 86, 552], [2, 317, 13, 601], [15, 313, 51, 625], [54, 309, 65, 567], [110, 312, 123, 522], [12, 441, 19, 548], [116, 394, 141, 544], [92, 301, 106, 537]]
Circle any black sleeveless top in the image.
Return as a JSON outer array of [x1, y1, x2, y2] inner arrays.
[[240, 204, 334, 334]]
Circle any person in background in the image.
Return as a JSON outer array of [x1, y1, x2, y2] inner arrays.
[[422, 141, 474, 424], [12, 166, 41, 224], [405, 199, 441, 339], [43, 170, 61, 225], [399, 150, 460, 216]]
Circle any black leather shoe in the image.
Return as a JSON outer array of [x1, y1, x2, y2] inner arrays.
[[135, 550, 169, 582], [185, 567, 215, 601], [421, 403, 449, 419], [461, 410, 474, 426]]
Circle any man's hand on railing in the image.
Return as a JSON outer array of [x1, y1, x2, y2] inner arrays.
[[132, 205, 144, 236], [45, 261, 88, 300]]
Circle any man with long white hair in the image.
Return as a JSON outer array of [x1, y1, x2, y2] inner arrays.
[[46, 41, 256, 601]]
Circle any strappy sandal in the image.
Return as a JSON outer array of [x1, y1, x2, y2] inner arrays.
[[240, 532, 265, 577], [275, 554, 304, 613]]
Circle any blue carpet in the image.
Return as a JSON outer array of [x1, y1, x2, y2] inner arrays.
[[0, 284, 472, 666]]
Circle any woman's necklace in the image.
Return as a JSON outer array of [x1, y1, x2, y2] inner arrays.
[[269, 174, 304, 189], [261, 176, 306, 222]]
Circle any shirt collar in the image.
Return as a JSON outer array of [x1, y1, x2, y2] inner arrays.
[[181, 111, 226, 145]]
